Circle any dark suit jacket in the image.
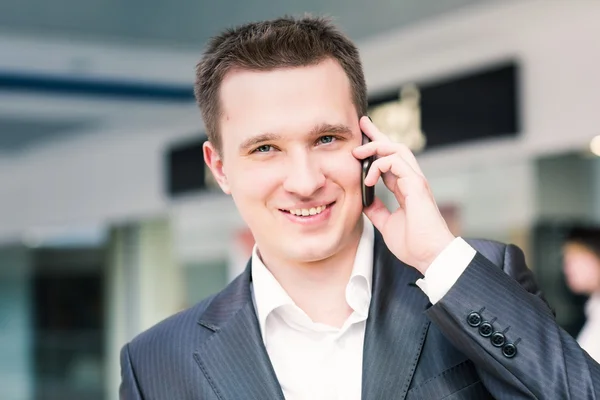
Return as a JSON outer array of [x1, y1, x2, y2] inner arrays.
[[120, 230, 600, 399]]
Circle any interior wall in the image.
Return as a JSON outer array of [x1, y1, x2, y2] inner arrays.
[[0, 117, 200, 244]]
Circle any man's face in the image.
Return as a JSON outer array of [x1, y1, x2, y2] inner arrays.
[[563, 242, 600, 294], [204, 58, 364, 264]]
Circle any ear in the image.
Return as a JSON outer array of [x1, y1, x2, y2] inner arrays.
[[203, 141, 231, 194]]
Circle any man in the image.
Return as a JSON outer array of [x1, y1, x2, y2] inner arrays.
[[120, 16, 600, 399], [563, 226, 600, 362]]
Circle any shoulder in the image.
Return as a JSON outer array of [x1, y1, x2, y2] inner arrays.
[[463, 238, 548, 304], [463, 238, 524, 270], [126, 292, 219, 356]]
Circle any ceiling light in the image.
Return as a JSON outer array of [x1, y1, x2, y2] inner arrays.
[[590, 135, 600, 156]]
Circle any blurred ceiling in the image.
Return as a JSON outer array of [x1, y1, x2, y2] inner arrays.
[[0, 0, 500, 155], [0, 0, 498, 48]]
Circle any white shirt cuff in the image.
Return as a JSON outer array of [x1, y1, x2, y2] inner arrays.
[[415, 237, 476, 304]]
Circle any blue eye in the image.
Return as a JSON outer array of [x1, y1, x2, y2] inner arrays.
[[318, 135, 335, 145], [254, 145, 272, 153]]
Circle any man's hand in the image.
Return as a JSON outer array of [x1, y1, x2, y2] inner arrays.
[[353, 116, 455, 275]]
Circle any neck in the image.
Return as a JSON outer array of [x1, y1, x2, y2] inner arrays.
[[257, 221, 364, 327]]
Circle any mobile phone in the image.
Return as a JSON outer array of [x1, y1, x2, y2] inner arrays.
[[361, 132, 375, 208]]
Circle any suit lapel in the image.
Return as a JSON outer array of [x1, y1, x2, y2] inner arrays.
[[362, 230, 431, 400], [194, 261, 285, 400]]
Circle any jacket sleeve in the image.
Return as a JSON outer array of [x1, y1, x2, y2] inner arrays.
[[425, 244, 600, 399], [120, 343, 144, 400]]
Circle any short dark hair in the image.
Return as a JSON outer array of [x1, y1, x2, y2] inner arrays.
[[194, 15, 368, 155], [565, 226, 600, 259]]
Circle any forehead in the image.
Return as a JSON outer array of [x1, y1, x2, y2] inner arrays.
[[217, 59, 357, 147]]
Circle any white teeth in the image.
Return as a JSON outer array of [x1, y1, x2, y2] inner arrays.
[[289, 205, 327, 216]]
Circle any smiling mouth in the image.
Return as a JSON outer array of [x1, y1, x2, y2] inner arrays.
[[280, 202, 334, 217]]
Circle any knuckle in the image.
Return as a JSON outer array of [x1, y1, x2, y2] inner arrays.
[[393, 142, 409, 152]]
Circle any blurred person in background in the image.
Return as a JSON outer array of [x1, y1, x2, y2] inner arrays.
[[563, 226, 600, 362], [119, 15, 600, 399]]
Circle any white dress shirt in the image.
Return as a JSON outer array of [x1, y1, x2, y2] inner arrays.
[[578, 293, 600, 363], [250, 215, 476, 400]]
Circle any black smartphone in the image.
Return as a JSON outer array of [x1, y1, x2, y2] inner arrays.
[[361, 132, 375, 208]]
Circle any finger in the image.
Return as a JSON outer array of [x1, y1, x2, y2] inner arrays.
[[365, 154, 417, 187], [397, 173, 433, 200], [359, 115, 392, 143], [392, 143, 424, 177], [363, 196, 393, 232], [353, 141, 424, 177], [352, 140, 398, 158]]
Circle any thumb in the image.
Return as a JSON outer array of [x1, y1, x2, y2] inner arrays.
[[363, 196, 391, 232]]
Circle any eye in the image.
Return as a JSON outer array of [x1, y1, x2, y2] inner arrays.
[[253, 144, 273, 153], [317, 135, 335, 145]]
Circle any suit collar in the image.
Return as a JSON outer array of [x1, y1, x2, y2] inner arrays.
[[195, 261, 285, 400], [361, 229, 431, 400], [196, 264, 252, 331]]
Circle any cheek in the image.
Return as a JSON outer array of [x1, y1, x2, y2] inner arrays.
[[590, 265, 600, 283], [228, 163, 281, 203], [577, 257, 600, 277], [321, 151, 361, 187], [570, 264, 600, 288]]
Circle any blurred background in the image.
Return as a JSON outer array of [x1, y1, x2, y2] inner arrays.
[[2, 0, 600, 399]]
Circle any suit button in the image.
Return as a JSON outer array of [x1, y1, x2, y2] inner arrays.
[[502, 343, 517, 358], [491, 332, 505, 347], [478, 322, 493, 337], [467, 312, 482, 327]]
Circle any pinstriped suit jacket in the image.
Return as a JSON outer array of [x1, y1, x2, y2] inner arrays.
[[120, 230, 600, 399]]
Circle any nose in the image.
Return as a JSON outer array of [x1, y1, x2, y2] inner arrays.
[[282, 151, 326, 197]]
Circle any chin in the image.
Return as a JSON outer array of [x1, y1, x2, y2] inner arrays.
[[284, 238, 341, 263]]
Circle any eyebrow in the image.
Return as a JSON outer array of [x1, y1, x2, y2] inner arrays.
[[239, 133, 282, 152], [238, 123, 354, 152], [309, 123, 353, 137]]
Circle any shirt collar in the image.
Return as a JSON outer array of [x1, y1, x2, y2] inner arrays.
[[251, 247, 296, 339], [251, 214, 374, 337]]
